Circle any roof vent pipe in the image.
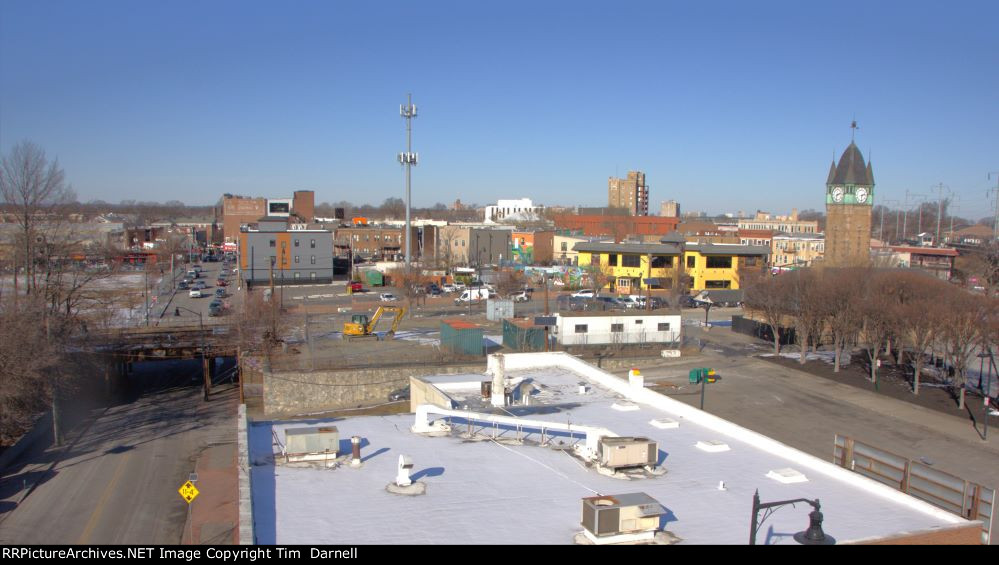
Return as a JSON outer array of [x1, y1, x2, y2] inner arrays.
[[396, 455, 414, 487], [350, 436, 362, 467], [492, 354, 506, 407]]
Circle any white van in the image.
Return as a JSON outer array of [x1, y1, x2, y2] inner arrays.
[[454, 288, 489, 305]]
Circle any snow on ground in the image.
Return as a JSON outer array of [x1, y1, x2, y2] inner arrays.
[[759, 351, 838, 364], [393, 329, 440, 346], [249, 362, 964, 545]]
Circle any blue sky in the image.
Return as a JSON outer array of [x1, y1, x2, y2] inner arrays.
[[2, 1, 997, 218]]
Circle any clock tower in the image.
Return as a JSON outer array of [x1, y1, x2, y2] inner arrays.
[[825, 138, 874, 266]]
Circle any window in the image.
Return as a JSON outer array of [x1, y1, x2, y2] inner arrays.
[[311, 256, 316, 265], [310, 272, 316, 279], [744, 256, 758, 266], [611, 323, 624, 332], [608, 254, 619, 267], [635, 319, 643, 325], [294, 255, 300, 264], [281, 241, 287, 248], [269, 239, 276, 248], [621, 255, 640, 268], [706, 256, 732, 269], [561, 242, 568, 251], [575, 324, 588, 334], [687, 256, 695, 268], [311, 239, 316, 248], [651, 255, 672, 268], [295, 239, 300, 247], [658, 323, 670, 331], [294, 272, 301, 279], [705, 280, 731, 289]]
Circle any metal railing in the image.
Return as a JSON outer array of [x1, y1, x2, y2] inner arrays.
[[834, 434, 994, 544]]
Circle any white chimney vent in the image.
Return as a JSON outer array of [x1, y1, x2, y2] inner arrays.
[[396, 455, 414, 487]]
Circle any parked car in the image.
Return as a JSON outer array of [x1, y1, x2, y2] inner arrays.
[[572, 289, 597, 298], [189, 289, 203, 298], [441, 284, 458, 293], [618, 295, 642, 309], [388, 385, 410, 402], [194, 281, 207, 290], [215, 288, 225, 298], [216, 279, 227, 287], [680, 295, 701, 308], [178, 281, 189, 290], [594, 296, 627, 310], [380, 293, 398, 302], [511, 291, 531, 302], [348, 281, 364, 293]]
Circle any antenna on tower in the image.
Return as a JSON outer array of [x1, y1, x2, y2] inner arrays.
[[398, 93, 418, 269], [851, 117, 858, 142]]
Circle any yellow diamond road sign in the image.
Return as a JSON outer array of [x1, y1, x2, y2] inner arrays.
[[178, 481, 199, 504]]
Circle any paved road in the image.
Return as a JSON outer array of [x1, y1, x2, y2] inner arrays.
[[0, 359, 237, 544], [157, 261, 239, 327]]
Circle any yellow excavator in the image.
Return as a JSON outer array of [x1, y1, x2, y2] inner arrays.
[[343, 305, 407, 340]]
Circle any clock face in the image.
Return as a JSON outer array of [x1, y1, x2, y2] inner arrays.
[[856, 187, 869, 203], [831, 187, 844, 203]]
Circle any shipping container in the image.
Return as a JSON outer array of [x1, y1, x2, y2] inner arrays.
[[503, 318, 546, 352], [440, 320, 484, 357], [486, 299, 514, 321]]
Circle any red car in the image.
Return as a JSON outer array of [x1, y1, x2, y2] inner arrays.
[[216, 279, 227, 287]]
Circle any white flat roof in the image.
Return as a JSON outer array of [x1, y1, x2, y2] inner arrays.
[[249, 353, 968, 545]]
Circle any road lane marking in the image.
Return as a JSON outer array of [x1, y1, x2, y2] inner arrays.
[[76, 451, 132, 544]]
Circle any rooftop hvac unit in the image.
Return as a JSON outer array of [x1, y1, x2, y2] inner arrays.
[[284, 426, 339, 463], [598, 436, 658, 470], [581, 493, 665, 540]]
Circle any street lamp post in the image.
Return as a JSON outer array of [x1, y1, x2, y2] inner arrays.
[[750, 489, 833, 545]]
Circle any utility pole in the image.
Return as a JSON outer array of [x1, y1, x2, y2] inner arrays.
[[934, 183, 949, 247], [544, 273, 551, 352], [144, 264, 149, 327], [988, 172, 999, 242], [399, 94, 418, 270]]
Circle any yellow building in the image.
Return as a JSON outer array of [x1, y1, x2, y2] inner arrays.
[[574, 241, 769, 293]]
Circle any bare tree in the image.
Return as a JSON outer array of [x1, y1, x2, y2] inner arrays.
[[786, 269, 825, 364], [939, 289, 986, 411], [495, 269, 527, 297], [0, 141, 75, 296], [821, 268, 865, 372], [858, 273, 893, 388], [743, 273, 790, 356]]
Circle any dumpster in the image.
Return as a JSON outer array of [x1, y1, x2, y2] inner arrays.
[[366, 270, 384, 287]]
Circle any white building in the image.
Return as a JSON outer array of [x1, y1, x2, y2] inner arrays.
[[484, 198, 545, 224], [246, 352, 979, 545], [554, 311, 681, 346]]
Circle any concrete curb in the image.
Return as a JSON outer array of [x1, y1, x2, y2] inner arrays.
[[237, 404, 254, 545]]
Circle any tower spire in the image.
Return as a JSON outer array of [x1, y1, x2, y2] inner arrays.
[[851, 117, 858, 142]]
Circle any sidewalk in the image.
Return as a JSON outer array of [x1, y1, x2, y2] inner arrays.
[[181, 390, 239, 545]]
